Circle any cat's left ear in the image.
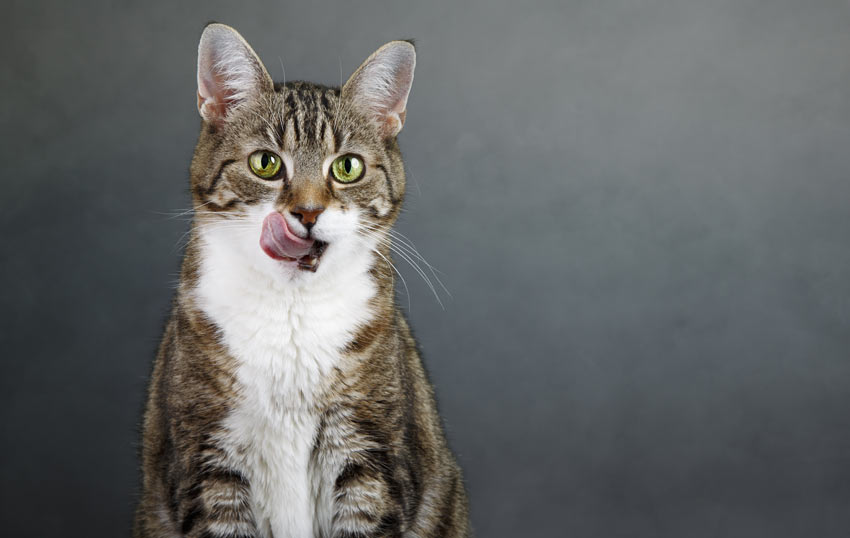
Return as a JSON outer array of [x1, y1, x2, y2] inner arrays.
[[197, 23, 273, 125], [342, 41, 416, 138]]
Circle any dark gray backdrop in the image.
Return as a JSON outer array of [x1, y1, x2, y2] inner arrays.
[[2, 0, 850, 536]]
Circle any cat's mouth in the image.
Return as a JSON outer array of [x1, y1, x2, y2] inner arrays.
[[260, 212, 328, 272], [295, 240, 327, 272]]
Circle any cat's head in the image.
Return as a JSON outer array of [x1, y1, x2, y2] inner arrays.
[[189, 24, 414, 281]]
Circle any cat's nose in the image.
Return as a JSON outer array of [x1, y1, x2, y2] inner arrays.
[[290, 206, 325, 229]]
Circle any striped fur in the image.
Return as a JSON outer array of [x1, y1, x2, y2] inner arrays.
[[134, 24, 469, 538]]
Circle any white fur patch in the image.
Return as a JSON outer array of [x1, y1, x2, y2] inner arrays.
[[194, 202, 377, 538], [368, 196, 392, 218]]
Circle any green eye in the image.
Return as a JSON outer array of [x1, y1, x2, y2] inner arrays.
[[248, 150, 283, 179], [330, 154, 365, 184]]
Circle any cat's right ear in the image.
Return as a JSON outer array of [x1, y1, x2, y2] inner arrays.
[[342, 41, 416, 138], [197, 23, 273, 125]]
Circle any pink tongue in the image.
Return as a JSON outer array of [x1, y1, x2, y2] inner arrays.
[[260, 212, 315, 260]]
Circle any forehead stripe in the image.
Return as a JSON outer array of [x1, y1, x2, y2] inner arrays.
[[292, 114, 301, 142], [272, 84, 344, 150]]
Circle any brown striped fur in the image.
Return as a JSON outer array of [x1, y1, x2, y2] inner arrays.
[[134, 24, 469, 538]]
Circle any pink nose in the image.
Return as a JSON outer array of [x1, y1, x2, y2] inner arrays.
[[290, 206, 325, 227]]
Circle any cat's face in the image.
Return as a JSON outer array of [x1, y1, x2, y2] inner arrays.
[[188, 24, 415, 282]]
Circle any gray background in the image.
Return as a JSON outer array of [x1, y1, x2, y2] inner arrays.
[[2, 0, 849, 536]]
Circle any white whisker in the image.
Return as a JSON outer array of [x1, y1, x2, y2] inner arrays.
[[154, 200, 216, 220], [359, 235, 410, 307], [356, 224, 446, 309], [358, 223, 451, 300]]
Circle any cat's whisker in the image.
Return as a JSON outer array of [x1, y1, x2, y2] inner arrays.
[[356, 226, 445, 308], [357, 224, 431, 267], [190, 219, 260, 236], [362, 228, 433, 273], [359, 236, 410, 307], [156, 200, 217, 220], [390, 246, 444, 309], [357, 223, 451, 300], [173, 228, 194, 251], [382, 227, 451, 295]]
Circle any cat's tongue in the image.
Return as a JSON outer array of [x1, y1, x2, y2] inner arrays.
[[260, 212, 314, 261]]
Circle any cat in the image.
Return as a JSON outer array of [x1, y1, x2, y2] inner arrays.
[[133, 23, 470, 538]]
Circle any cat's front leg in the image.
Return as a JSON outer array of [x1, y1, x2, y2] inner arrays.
[[177, 466, 259, 538], [331, 457, 406, 538]]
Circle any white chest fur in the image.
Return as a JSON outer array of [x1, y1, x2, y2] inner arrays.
[[194, 223, 376, 538]]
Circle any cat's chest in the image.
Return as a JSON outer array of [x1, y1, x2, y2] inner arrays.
[[194, 249, 376, 404], [194, 254, 375, 538]]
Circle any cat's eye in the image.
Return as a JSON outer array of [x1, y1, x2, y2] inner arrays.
[[248, 150, 283, 180], [330, 154, 365, 184]]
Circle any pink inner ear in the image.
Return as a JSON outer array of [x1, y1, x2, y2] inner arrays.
[[375, 71, 412, 137], [344, 42, 416, 138], [198, 72, 237, 122], [196, 24, 273, 124], [376, 111, 403, 138]]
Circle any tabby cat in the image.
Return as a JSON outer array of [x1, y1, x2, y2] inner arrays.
[[133, 23, 469, 538]]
